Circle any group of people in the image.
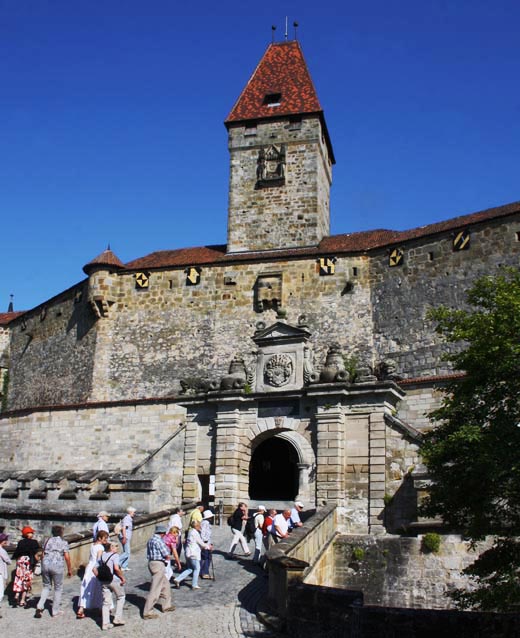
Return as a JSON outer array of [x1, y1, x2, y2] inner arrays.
[[0, 499, 305, 627], [0, 524, 72, 620], [140, 503, 215, 619], [228, 501, 304, 564]]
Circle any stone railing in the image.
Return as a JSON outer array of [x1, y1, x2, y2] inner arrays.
[[265, 503, 337, 616]]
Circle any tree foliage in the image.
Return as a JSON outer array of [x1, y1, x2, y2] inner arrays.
[[421, 267, 520, 611]]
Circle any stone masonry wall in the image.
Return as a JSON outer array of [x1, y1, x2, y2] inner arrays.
[[329, 533, 492, 609], [397, 382, 445, 431], [91, 256, 373, 404], [371, 213, 520, 378], [0, 401, 185, 470], [7, 281, 98, 410], [227, 116, 331, 252], [0, 401, 187, 514]]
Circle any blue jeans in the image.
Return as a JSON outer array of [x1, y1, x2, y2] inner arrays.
[[175, 557, 200, 588], [119, 537, 131, 569], [200, 549, 212, 576]]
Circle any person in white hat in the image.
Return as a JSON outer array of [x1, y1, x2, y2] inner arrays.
[[200, 510, 214, 579], [252, 505, 266, 564], [290, 501, 304, 528], [119, 506, 136, 571]]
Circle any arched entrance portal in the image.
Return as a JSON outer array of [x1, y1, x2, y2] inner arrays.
[[249, 436, 299, 500]]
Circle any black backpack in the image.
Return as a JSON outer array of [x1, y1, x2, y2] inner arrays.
[[227, 515, 233, 527], [244, 516, 256, 541], [96, 553, 115, 584]]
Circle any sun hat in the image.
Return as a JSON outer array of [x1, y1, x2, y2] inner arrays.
[[294, 501, 304, 508], [127, 506, 136, 513], [0, 533, 9, 542], [21, 526, 35, 536], [97, 511, 110, 518], [257, 505, 266, 511], [155, 524, 168, 534], [203, 510, 214, 520]]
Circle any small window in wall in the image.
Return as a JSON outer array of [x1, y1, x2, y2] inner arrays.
[[263, 92, 282, 107], [288, 116, 302, 130], [352, 267, 358, 277], [428, 252, 434, 261], [245, 124, 257, 136], [516, 231, 520, 242]]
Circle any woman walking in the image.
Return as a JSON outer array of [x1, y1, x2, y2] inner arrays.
[[76, 529, 109, 618], [200, 510, 214, 579], [173, 520, 212, 590], [35, 525, 72, 618], [12, 526, 40, 608]]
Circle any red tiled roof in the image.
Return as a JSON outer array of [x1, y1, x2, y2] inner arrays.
[[124, 200, 520, 271], [226, 41, 322, 124], [0, 311, 25, 326], [83, 247, 125, 275]]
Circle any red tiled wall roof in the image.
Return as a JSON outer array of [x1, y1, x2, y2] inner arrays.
[[125, 201, 520, 271]]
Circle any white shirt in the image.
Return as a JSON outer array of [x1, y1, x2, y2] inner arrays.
[[93, 518, 109, 539], [168, 513, 183, 531], [272, 513, 289, 538], [290, 507, 302, 525], [121, 513, 133, 540]]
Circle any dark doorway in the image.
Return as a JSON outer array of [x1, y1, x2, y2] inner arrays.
[[249, 436, 299, 500]]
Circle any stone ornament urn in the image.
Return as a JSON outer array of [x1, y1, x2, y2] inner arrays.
[[319, 343, 349, 383]]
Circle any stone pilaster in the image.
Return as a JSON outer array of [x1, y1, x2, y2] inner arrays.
[[315, 403, 346, 506], [368, 411, 386, 534], [214, 402, 254, 510], [181, 420, 199, 502]]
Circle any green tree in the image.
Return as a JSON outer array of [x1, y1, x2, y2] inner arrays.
[[421, 267, 520, 611]]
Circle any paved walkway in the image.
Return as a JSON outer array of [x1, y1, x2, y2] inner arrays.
[[1, 525, 277, 637]]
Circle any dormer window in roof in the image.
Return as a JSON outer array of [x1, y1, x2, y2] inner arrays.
[[263, 92, 282, 107]]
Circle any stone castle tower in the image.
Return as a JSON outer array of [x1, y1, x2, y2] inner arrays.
[[225, 41, 334, 253]]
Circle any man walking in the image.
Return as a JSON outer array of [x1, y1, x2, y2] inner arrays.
[[119, 506, 136, 571], [143, 524, 175, 619]]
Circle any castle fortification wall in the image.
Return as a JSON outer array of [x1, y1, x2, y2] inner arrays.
[[6, 281, 97, 410], [371, 213, 520, 378]]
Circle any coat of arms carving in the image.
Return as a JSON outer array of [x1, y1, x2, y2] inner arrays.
[[264, 353, 293, 387]]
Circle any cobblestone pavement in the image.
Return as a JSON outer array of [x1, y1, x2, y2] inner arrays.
[[0, 525, 277, 637]]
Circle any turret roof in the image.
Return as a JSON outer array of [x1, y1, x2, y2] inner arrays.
[[225, 41, 322, 124], [83, 247, 125, 275], [0, 311, 25, 326]]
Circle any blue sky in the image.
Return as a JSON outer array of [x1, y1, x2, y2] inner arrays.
[[1, 1, 519, 311]]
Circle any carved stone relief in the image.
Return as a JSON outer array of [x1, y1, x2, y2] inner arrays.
[[254, 273, 282, 313], [264, 353, 294, 387], [255, 144, 286, 189]]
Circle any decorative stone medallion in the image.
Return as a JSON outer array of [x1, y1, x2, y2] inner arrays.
[[264, 353, 293, 387]]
